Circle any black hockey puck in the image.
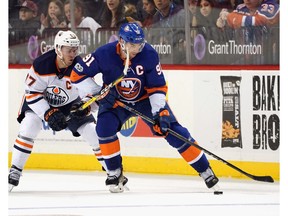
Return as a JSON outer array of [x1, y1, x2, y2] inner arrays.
[[214, 191, 223, 195]]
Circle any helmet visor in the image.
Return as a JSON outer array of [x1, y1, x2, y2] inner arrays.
[[125, 42, 145, 52]]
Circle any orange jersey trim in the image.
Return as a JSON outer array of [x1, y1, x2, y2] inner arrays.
[[145, 85, 168, 95], [25, 92, 43, 100], [100, 140, 120, 156], [70, 69, 87, 83], [227, 12, 279, 29], [180, 145, 202, 163]]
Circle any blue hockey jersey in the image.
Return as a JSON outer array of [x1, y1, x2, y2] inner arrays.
[[71, 41, 167, 104]]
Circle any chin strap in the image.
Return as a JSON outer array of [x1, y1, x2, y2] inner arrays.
[[56, 47, 68, 68], [59, 57, 68, 68], [55, 49, 68, 79]]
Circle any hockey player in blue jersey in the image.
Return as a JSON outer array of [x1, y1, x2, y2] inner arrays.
[[70, 22, 219, 193], [8, 30, 108, 192]]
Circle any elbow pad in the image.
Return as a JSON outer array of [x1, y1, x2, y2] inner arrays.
[[149, 93, 166, 115]]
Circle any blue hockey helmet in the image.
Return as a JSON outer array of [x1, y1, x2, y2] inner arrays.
[[119, 22, 145, 44]]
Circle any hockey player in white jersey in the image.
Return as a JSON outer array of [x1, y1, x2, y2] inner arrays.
[[8, 30, 108, 192]]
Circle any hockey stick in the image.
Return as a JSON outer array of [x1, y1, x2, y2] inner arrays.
[[67, 49, 129, 121], [115, 100, 274, 183]]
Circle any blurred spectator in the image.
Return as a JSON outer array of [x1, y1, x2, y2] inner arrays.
[[188, 0, 199, 18], [134, 0, 147, 23], [125, 0, 140, 20], [99, 0, 141, 29], [192, 0, 223, 63], [197, 0, 219, 32], [216, 0, 279, 29], [152, 0, 185, 28], [9, 0, 41, 44], [9, 0, 41, 64], [40, 0, 67, 34], [188, 0, 199, 39], [64, 0, 102, 48], [64, 0, 101, 33], [141, 0, 157, 28], [82, 0, 106, 24], [216, 0, 280, 64], [151, 0, 186, 64], [33, 0, 50, 16]]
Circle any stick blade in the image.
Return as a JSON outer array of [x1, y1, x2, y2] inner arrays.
[[252, 175, 274, 183]]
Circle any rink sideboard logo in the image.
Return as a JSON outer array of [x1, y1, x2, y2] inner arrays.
[[120, 117, 155, 137], [221, 75, 280, 151], [120, 117, 138, 137], [221, 76, 242, 148], [193, 36, 262, 61], [208, 40, 262, 55], [252, 75, 280, 151], [41, 116, 154, 137], [151, 43, 172, 55]]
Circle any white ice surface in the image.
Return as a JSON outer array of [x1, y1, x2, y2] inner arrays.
[[8, 170, 279, 216]]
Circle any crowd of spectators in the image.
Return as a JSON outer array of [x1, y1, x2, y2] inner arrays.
[[8, 0, 248, 41], [9, 0, 280, 64]]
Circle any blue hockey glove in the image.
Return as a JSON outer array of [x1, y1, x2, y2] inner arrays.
[[153, 108, 171, 136], [44, 108, 67, 131], [98, 88, 119, 110], [70, 101, 91, 119]]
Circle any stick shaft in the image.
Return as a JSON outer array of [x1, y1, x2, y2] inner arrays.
[[67, 49, 130, 121], [116, 100, 274, 183]]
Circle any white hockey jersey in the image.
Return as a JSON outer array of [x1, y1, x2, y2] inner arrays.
[[24, 50, 79, 120]]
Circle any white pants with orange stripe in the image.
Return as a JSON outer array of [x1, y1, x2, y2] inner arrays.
[[11, 111, 107, 171]]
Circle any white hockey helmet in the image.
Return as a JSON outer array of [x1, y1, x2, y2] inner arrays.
[[54, 30, 80, 58]]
